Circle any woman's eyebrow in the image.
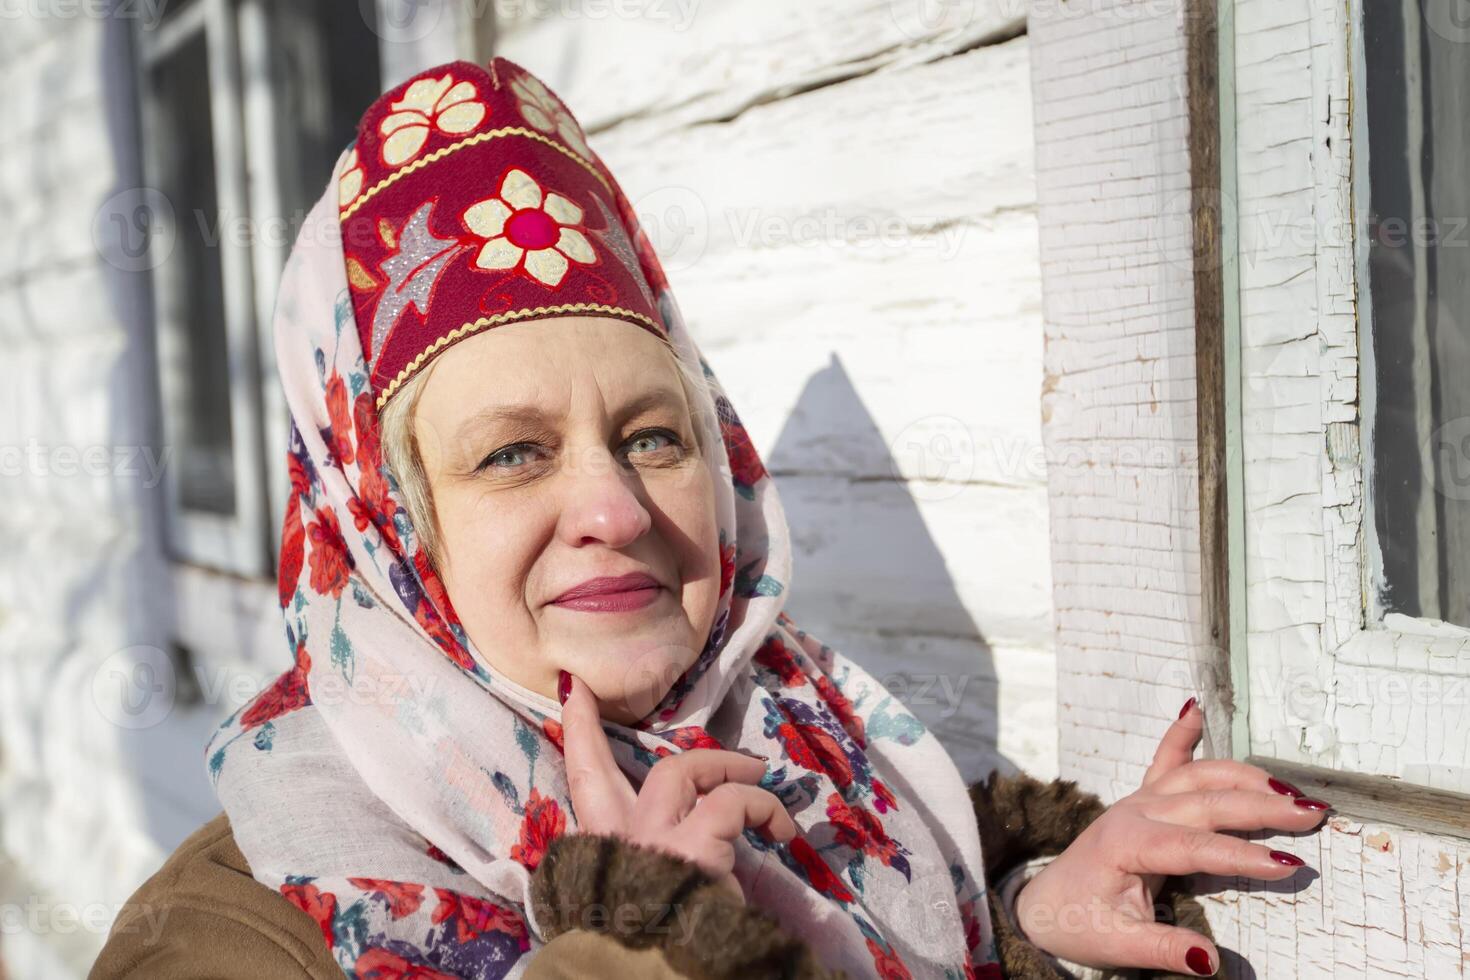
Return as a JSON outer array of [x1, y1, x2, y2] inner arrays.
[[453, 405, 550, 443], [452, 386, 685, 443]]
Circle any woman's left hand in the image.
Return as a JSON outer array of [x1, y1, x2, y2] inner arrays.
[[1012, 699, 1329, 977]]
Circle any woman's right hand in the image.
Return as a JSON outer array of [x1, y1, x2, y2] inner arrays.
[[558, 670, 798, 903]]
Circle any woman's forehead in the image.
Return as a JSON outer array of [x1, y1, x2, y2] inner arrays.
[[421, 316, 686, 418]]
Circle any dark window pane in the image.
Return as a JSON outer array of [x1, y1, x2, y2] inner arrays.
[[1363, 0, 1470, 628], [158, 0, 202, 21], [152, 32, 237, 515], [274, 0, 383, 217]]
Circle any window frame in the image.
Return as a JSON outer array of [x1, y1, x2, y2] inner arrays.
[[1218, 0, 1470, 822], [135, 0, 488, 584], [136, 0, 271, 577]]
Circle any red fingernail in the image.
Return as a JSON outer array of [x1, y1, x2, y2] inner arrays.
[[1269, 850, 1304, 867], [557, 670, 572, 705], [1268, 778, 1303, 797], [1178, 696, 1197, 720], [1294, 797, 1330, 811], [1185, 946, 1213, 975]]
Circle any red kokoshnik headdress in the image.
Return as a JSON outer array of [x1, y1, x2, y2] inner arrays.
[[336, 57, 669, 408]]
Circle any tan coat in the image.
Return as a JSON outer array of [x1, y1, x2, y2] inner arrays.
[[90, 772, 1213, 979]]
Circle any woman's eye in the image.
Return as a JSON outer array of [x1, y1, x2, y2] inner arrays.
[[476, 430, 682, 475], [625, 429, 683, 457], [478, 444, 543, 472]]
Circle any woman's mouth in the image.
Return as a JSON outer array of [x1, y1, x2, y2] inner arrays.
[[549, 572, 664, 613]]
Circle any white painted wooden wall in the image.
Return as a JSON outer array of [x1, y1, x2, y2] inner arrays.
[[1031, 0, 1470, 976], [0, 12, 203, 978], [497, 0, 1058, 787]]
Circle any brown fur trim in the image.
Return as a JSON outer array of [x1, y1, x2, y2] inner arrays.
[[970, 771, 1108, 878], [986, 886, 1071, 979], [970, 773, 1217, 980], [529, 833, 847, 980]]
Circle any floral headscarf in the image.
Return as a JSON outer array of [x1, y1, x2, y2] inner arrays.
[[206, 56, 999, 980]]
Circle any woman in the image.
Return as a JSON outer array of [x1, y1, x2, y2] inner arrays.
[[93, 57, 1327, 980]]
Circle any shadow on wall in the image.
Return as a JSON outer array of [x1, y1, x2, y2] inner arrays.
[[765, 353, 1009, 783]]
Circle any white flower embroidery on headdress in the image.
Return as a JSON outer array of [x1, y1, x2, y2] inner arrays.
[[462, 168, 596, 288], [339, 147, 366, 208], [510, 73, 594, 161], [379, 74, 488, 168]]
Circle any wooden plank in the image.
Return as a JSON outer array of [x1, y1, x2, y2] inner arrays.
[[1248, 756, 1470, 842], [591, 40, 1043, 488], [495, 0, 1027, 134], [1186, 0, 1235, 761]]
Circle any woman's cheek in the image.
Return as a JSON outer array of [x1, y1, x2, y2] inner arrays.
[[678, 469, 722, 630], [441, 500, 527, 627]]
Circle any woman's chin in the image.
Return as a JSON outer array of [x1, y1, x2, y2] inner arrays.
[[562, 639, 700, 720]]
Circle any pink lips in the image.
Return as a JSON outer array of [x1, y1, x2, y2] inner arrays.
[[550, 572, 663, 613]]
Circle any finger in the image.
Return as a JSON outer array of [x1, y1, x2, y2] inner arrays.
[[560, 673, 637, 833], [677, 782, 797, 846], [1128, 821, 1311, 880], [1144, 789, 1330, 834], [634, 749, 768, 826], [1151, 760, 1326, 805], [1097, 913, 1220, 977], [1141, 697, 1203, 788]]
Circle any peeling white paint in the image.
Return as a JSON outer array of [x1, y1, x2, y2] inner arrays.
[[1235, 0, 1470, 796], [1034, 0, 1470, 974]]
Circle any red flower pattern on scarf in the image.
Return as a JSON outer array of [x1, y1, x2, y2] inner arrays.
[[788, 838, 853, 903], [668, 726, 724, 751], [307, 506, 352, 598], [431, 889, 529, 948], [541, 717, 564, 753], [325, 371, 355, 465], [771, 703, 855, 787], [354, 947, 457, 980], [815, 674, 866, 747], [425, 841, 461, 871], [718, 540, 736, 599], [241, 640, 311, 730], [414, 600, 473, 670], [280, 881, 337, 949], [278, 492, 306, 609], [826, 793, 903, 868], [867, 937, 913, 980], [720, 414, 767, 489], [755, 636, 808, 688], [509, 788, 566, 872], [350, 392, 402, 551], [346, 878, 427, 919]]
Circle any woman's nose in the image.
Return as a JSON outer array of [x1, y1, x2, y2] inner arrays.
[[554, 446, 653, 548]]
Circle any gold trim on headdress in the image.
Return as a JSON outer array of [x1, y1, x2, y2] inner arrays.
[[375, 303, 662, 409], [341, 127, 608, 221]]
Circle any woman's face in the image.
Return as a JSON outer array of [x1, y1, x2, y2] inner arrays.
[[412, 316, 721, 725]]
